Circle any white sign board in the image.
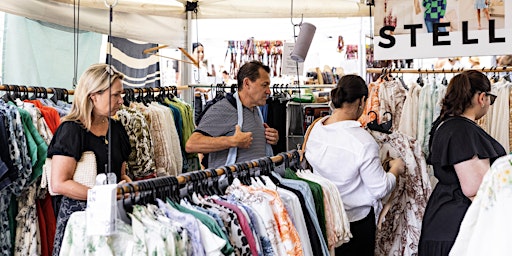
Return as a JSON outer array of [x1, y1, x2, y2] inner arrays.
[[282, 43, 305, 76], [373, 0, 511, 60]]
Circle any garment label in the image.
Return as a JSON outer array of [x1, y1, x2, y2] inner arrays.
[[86, 184, 117, 236]]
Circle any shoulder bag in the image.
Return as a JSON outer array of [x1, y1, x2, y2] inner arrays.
[[300, 117, 323, 170], [41, 151, 98, 196]]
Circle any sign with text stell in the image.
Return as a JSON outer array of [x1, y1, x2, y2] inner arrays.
[[373, 0, 511, 60]]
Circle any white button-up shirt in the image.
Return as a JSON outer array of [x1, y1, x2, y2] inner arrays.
[[305, 117, 396, 222]]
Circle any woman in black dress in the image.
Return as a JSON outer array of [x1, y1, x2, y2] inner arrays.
[[418, 70, 506, 255], [48, 64, 131, 255]]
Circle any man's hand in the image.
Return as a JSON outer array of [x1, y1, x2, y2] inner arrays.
[[264, 123, 279, 145], [232, 125, 253, 148]]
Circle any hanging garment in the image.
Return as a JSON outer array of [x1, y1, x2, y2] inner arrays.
[[378, 80, 407, 133], [16, 100, 53, 145], [142, 103, 180, 176], [398, 82, 421, 138], [272, 171, 330, 256], [117, 106, 157, 179], [358, 80, 381, 127], [449, 154, 512, 256], [368, 129, 432, 256], [486, 81, 510, 153], [225, 178, 303, 256], [296, 170, 352, 249], [0, 101, 33, 256]]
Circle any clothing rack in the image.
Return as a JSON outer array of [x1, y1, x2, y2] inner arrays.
[[0, 84, 76, 95], [189, 84, 335, 89], [367, 66, 512, 74], [116, 149, 300, 195], [0, 84, 190, 95]]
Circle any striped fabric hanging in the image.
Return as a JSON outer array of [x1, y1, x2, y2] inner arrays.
[[106, 36, 161, 88]]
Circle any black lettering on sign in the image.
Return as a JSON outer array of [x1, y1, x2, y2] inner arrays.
[[404, 24, 422, 47], [378, 26, 396, 48], [462, 21, 478, 44], [489, 19, 505, 43], [433, 22, 451, 46]]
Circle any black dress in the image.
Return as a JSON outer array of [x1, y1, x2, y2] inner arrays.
[[418, 116, 506, 256]]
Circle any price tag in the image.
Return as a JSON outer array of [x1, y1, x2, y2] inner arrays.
[[86, 184, 117, 236]]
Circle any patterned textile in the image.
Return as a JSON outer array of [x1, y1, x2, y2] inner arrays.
[[14, 183, 39, 256], [58, 211, 136, 256], [52, 197, 87, 256], [106, 36, 161, 88], [144, 103, 182, 176], [18, 100, 53, 145], [0, 101, 33, 256], [510, 86, 512, 151], [416, 83, 435, 155], [117, 106, 157, 179], [423, 0, 447, 21], [450, 154, 512, 256], [157, 199, 206, 256], [201, 198, 250, 255], [378, 80, 407, 133], [359, 81, 381, 127], [369, 130, 432, 256], [130, 205, 180, 255], [226, 179, 303, 256]]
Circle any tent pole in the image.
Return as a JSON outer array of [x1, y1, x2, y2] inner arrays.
[[180, 9, 194, 104]]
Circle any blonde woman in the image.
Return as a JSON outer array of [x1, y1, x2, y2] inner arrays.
[[48, 63, 131, 255]]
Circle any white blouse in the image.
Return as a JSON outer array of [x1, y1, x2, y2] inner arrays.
[[304, 117, 396, 222]]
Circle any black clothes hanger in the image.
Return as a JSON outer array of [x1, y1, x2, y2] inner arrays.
[[2, 85, 14, 102], [19, 86, 29, 101], [143, 88, 155, 104], [117, 185, 132, 224], [29, 86, 39, 100], [62, 88, 70, 103], [367, 111, 393, 134], [290, 150, 301, 170], [50, 87, 61, 104], [441, 70, 448, 86], [135, 88, 144, 103], [417, 70, 424, 87], [167, 176, 179, 203], [233, 163, 247, 185], [203, 169, 214, 196], [210, 169, 224, 196], [196, 171, 207, 196], [11, 85, 21, 100], [40, 87, 48, 99], [260, 157, 281, 186], [123, 88, 132, 107], [505, 71, 512, 82], [396, 69, 409, 90], [218, 166, 233, 194]]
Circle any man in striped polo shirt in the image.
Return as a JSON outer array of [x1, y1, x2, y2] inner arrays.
[[186, 61, 279, 169]]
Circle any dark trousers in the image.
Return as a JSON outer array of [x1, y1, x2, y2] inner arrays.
[[335, 207, 376, 256]]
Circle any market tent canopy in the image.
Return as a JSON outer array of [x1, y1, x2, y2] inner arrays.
[[0, 0, 370, 45]]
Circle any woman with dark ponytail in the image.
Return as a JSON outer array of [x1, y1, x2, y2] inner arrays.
[[419, 70, 506, 256], [305, 75, 406, 256]]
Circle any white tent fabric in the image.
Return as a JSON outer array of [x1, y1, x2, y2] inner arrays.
[[0, 0, 369, 45], [0, 0, 186, 46]]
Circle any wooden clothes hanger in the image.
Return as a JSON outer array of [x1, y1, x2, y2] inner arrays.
[[143, 44, 199, 67]]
